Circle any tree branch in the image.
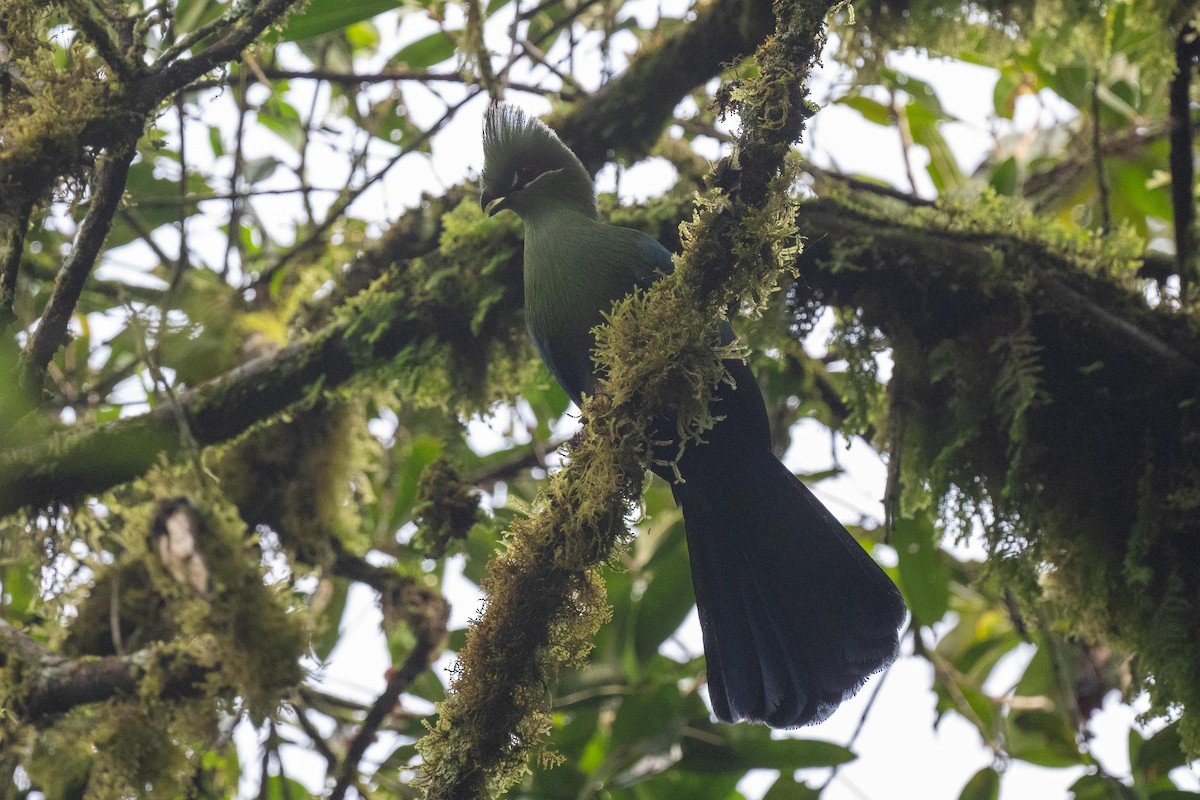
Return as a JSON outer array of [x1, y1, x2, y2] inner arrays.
[[553, 0, 776, 173], [0, 618, 212, 723], [330, 585, 449, 800], [20, 133, 139, 390], [142, 0, 306, 98], [62, 0, 137, 83], [0, 200, 31, 328], [1170, 24, 1198, 299], [416, 0, 837, 793], [194, 66, 548, 97]]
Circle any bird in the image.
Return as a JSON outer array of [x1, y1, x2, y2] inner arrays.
[[480, 103, 907, 728]]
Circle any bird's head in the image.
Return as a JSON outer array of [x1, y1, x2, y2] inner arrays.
[[480, 103, 597, 220]]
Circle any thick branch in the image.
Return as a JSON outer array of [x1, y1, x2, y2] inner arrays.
[[0, 618, 212, 722], [0, 290, 484, 516], [0, 201, 31, 327], [21, 134, 139, 389], [553, 0, 775, 173], [417, 0, 836, 794]]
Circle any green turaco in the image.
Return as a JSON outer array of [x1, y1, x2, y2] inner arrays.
[[481, 103, 906, 728]]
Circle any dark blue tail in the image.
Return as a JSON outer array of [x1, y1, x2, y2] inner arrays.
[[659, 359, 906, 727]]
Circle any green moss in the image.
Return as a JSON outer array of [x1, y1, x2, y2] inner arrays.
[[821, 191, 1200, 755], [411, 458, 481, 558], [0, 3, 127, 217], [837, 0, 1179, 89], [217, 397, 369, 568], [339, 200, 531, 413]]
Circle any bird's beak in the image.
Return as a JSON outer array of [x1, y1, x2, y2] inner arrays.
[[480, 189, 506, 217]]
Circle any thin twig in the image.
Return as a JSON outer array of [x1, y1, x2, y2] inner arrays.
[[1090, 71, 1112, 234], [173, 92, 191, 292], [329, 590, 449, 800], [130, 186, 340, 208], [255, 91, 476, 286], [818, 664, 893, 792], [891, 88, 919, 195], [291, 703, 339, 770], [119, 208, 176, 267], [223, 74, 249, 280], [147, 0, 304, 95], [1169, 24, 1197, 301], [802, 162, 934, 207], [187, 66, 550, 96], [62, 0, 135, 82]]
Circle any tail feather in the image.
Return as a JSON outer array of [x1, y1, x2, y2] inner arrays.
[[673, 443, 906, 728], [652, 357, 906, 728]]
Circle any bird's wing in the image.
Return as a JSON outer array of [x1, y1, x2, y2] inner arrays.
[[628, 229, 676, 290], [529, 325, 590, 408]]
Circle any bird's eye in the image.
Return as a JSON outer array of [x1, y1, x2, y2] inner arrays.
[[516, 163, 543, 184]]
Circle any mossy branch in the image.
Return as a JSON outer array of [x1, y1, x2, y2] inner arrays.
[[2, 195, 1187, 518], [415, 1, 840, 797], [0, 618, 213, 723]]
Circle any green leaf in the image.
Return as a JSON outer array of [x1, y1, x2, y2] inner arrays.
[[628, 769, 742, 799], [263, 775, 314, 800], [525, 0, 568, 51], [836, 94, 893, 127], [243, 155, 282, 185], [258, 95, 306, 153], [891, 511, 950, 625], [174, 0, 220, 33], [633, 515, 693, 661], [0, 558, 39, 620], [388, 435, 445, 531], [278, 0, 403, 42], [678, 727, 855, 772], [763, 775, 822, 800], [1069, 772, 1140, 800], [882, 67, 950, 119], [906, 103, 964, 194], [610, 682, 683, 752], [392, 30, 458, 68], [989, 156, 1019, 196], [1007, 709, 1083, 768], [1132, 723, 1186, 791], [958, 767, 1000, 800], [113, 158, 211, 245], [992, 66, 1027, 120], [207, 124, 225, 158], [1013, 640, 1054, 698]]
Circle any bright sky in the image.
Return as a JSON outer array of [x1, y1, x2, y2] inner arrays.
[[76, 3, 1200, 798]]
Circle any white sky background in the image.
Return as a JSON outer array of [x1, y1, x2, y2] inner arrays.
[[73, 1, 1200, 797]]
